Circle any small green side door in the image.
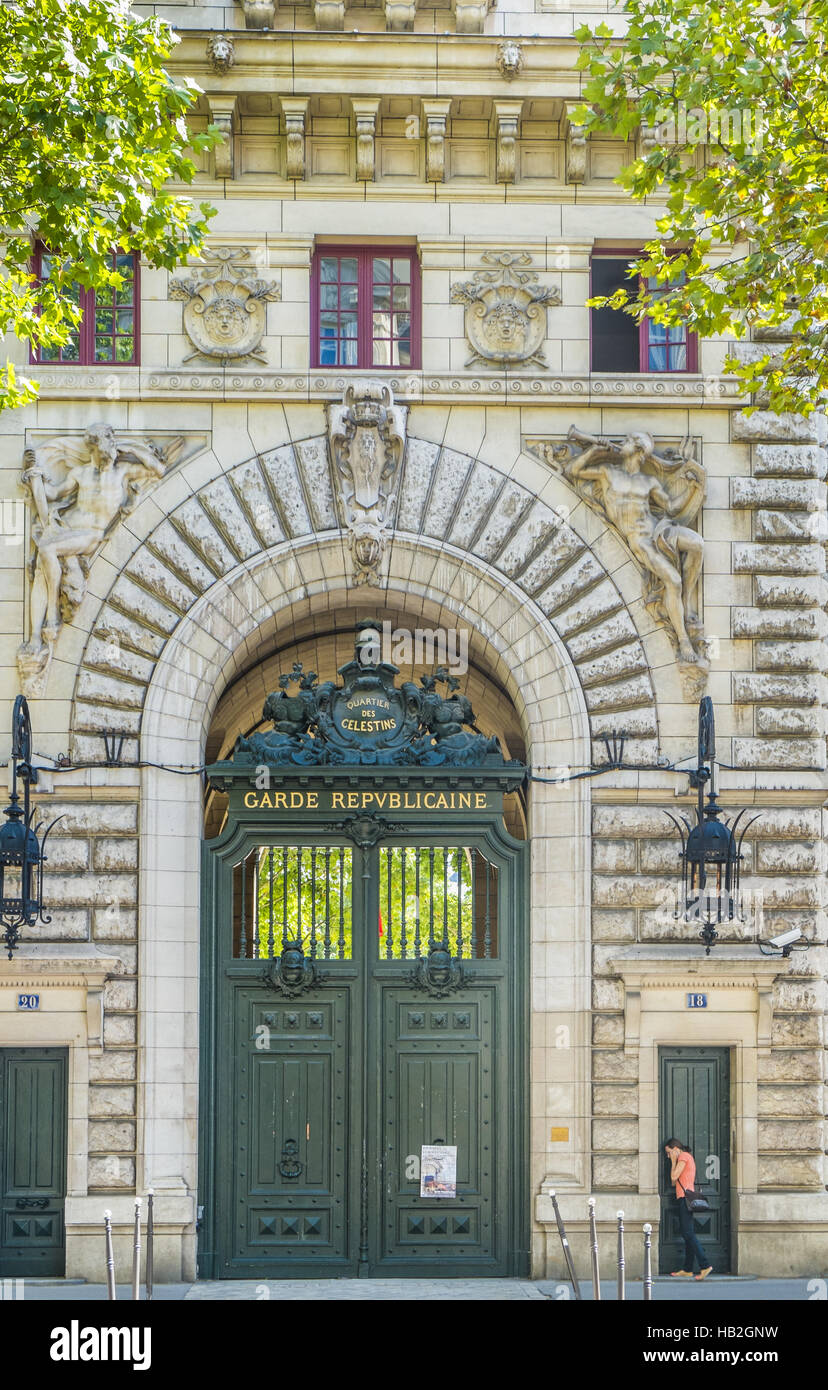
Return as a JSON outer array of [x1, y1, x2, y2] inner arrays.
[[658, 1046, 731, 1273], [0, 1048, 67, 1277]]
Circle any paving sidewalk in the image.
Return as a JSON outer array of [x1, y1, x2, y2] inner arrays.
[[10, 1276, 820, 1301]]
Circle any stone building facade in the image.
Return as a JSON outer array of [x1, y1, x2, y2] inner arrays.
[[0, 1, 826, 1282]]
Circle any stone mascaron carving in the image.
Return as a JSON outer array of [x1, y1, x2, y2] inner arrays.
[[168, 246, 281, 364], [497, 41, 523, 80], [229, 636, 508, 767], [450, 252, 561, 368], [327, 380, 408, 587], [18, 425, 183, 697], [206, 33, 235, 74], [527, 427, 708, 692]]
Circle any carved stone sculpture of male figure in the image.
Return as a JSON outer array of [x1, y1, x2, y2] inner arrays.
[[18, 424, 182, 693], [561, 428, 705, 664]]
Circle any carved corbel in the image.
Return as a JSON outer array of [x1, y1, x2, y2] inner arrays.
[[315, 0, 345, 28], [565, 102, 587, 184], [422, 99, 452, 183], [637, 120, 658, 160], [237, 0, 277, 27], [280, 97, 308, 181], [386, 0, 416, 29], [207, 95, 238, 180], [494, 100, 522, 184], [327, 379, 408, 586], [452, 0, 491, 33], [352, 98, 380, 182]]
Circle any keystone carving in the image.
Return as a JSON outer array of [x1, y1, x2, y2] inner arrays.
[[450, 252, 561, 368], [527, 427, 709, 694], [206, 33, 235, 74], [18, 425, 184, 697], [328, 381, 407, 586], [169, 247, 280, 364]]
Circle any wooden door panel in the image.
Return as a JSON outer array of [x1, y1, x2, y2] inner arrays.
[[659, 1048, 731, 1273], [0, 1049, 67, 1277]]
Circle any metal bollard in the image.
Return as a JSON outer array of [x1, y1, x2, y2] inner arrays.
[[616, 1210, 625, 1302], [643, 1222, 654, 1301], [132, 1197, 142, 1302], [146, 1190, 154, 1302], [103, 1209, 116, 1301], [548, 1189, 582, 1301], [588, 1196, 601, 1301]]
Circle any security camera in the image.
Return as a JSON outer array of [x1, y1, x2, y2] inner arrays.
[[759, 928, 807, 957]]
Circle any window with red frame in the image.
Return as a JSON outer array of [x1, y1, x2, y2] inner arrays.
[[590, 255, 697, 373], [31, 246, 139, 365], [311, 247, 420, 369]]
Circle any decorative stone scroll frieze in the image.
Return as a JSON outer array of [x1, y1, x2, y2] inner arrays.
[[352, 98, 380, 182], [422, 100, 451, 183], [527, 429, 709, 695], [450, 253, 561, 369], [494, 100, 522, 184], [169, 247, 281, 364], [18, 426, 184, 697], [281, 98, 308, 180], [565, 102, 587, 184], [236, 0, 276, 27], [206, 96, 237, 179], [206, 34, 235, 75], [327, 380, 408, 586]]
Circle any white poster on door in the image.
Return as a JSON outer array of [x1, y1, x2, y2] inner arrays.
[[420, 1144, 457, 1198]]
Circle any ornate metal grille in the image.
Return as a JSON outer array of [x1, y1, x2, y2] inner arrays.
[[378, 845, 498, 960], [232, 845, 354, 960]]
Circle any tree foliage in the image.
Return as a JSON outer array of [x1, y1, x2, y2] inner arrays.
[[0, 0, 217, 409], [575, 0, 828, 414]]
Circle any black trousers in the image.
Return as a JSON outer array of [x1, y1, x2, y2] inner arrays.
[[677, 1196, 709, 1271]]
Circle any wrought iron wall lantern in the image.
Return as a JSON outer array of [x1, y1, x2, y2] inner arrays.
[[664, 696, 760, 955], [0, 696, 61, 959]]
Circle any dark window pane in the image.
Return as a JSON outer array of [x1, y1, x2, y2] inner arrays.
[[95, 338, 115, 362], [320, 338, 337, 365], [116, 283, 133, 305], [391, 258, 411, 283], [341, 284, 359, 310], [95, 308, 113, 333], [372, 339, 391, 366], [669, 342, 687, 370], [372, 312, 391, 337], [342, 338, 358, 365], [340, 257, 358, 281], [341, 313, 358, 338], [320, 311, 339, 331], [591, 257, 640, 372], [62, 336, 80, 361], [393, 312, 410, 340], [320, 284, 339, 310], [648, 343, 667, 370], [649, 320, 667, 343], [372, 257, 391, 283], [373, 283, 391, 311], [393, 336, 410, 367], [392, 284, 410, 310], [116, 336, 135, 362], [116, 308, 133, 333], [115, 253, 134, 277], [320, 258, 338, 282]]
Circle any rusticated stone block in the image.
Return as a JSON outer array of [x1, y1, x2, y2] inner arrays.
[[733, 543, 825, 575], [758, 1119, 823, 1151], [593, 876, 675, 909], [731, 478, 825, 508], [45, 839, 90, 872], [103, 979, 137, 1011], [732, 411, 820, 443], [756, 841, 823, 874], [567, 611, 639, 663], [592, 1154, 639, 1190], [756, 706, 824, 736], [593, 1051, 638, 1082], [638, 908, 753, 944], [88, 1120, 136, 1153], [88, 1051, 137, 1083], [593, 1085, 638, 1117], [733, 672, 827, 705], [592, 1119, 638, 1150], [591, 910, 636, 942], [756, 639, 826, 671], [592, 806, 675, 837], [103, 1015, 137, 1046], [755, 575, 828, 607], [92, 907, 138, 942], [761, 910, 819, 942], [753, 442, 826, 476], [639, 838, 741, 874], [592, 979, 624, 1010], [758, 1155, 823, 1187], [93, 838, 138, 873], [755, 511, 820, 543], [758, 1051, 823, 1083], [757, 1085, 822, 1116], [43, 874, 138, 907], [42, 803, 138, 835], [593, 840, 636, 874], [112, 946, 137, 974], [749, 808, 822, 838], [771, 1014, 824, 1046], [575, 642, 648, 688], [733, 608, 827, 640], [760, 878, 822, 909], [772, 979, 826, 1012], [731, 739, 826, 771], [593, 1016, 624, 1046], [88, 1086, 136, 1118], [29, 908, 88, 941], [88, 1157, 135, 1189]]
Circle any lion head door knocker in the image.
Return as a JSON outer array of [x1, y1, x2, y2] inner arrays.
[[278, 1138, 303, 1181], [262, 941, 325, 998], [409, 942, 472, 999]]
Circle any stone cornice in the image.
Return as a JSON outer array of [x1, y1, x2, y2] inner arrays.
[[26, 366, 745, 408]]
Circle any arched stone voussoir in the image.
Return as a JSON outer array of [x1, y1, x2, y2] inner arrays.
[[70, 433, 661, 763]]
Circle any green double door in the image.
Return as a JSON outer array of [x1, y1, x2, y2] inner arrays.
[[658, 1047, 731, 1273], [0, 1048, 67, 1277], [201, 832, 526, 1278]]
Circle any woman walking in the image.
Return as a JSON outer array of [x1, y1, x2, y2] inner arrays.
[[665, 1139, 713, 1281]]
